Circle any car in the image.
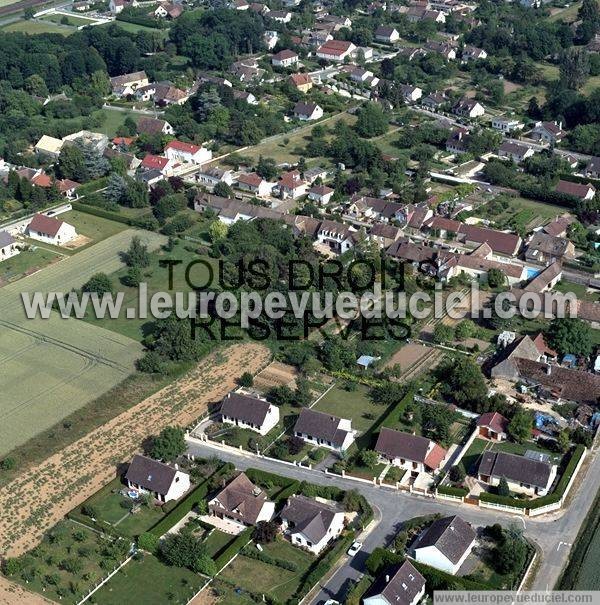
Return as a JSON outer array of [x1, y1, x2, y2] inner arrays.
[[347, 541, 362, 556], [324, 600, 340, 605]]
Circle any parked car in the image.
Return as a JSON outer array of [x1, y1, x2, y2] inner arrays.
[[347, 541, 362, 556]]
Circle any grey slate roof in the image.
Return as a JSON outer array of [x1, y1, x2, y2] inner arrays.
[[220, 392, 272, 427], [478, 451, 552, 489], [293, 408, 350, 447], [281, 495, 341, 543], [0, 230, 15, 248], [364, 560, 425, 605], [413, 515, 476, 564], [125, 454, 178, 496]]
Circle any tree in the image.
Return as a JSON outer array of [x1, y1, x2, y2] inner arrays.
[[370, 382, 408, 407], [433, 323, 455, 345], [286, 436, 305, 455], [159, 533, 209, 571], [150, 426, 186, 461], [0, 457, 16, 471], [507, 408, 532, 443], [455, 320, 475, 341], [256, 156, 278, 180], [572, 427, 593, 447], [252, 520, 279, 544], [209, 220, 228, 242], [82, 273, 112, 296], [123, 266, 142, 287], [355, 102, 389, 138], [487, 268, 505, 289], [213, 182, 234, 198], [359, 449, 378, 469], [546, 318, 593, 358], [497, 476, 510, 497], [138, 533, 160, 554], [125, 236, 150, 268], [557, 429, 571, 453], [194, 553, 217, 576], [496, 536, 527, 575], [153, 193, 186, 221], [436, 357, 488, 412], [560, 48, 590, 90], [148, 316, 207, 362], [449, 464, 466, 483], [238, 372, 254, 387]]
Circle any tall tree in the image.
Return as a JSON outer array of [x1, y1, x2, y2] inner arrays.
[[559, 48, 590, 90]]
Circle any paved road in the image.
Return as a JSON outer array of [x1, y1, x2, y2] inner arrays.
[[187, 439, 600, 601]]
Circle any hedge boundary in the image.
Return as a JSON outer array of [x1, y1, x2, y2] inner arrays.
[[437, 485, 469, 498], [214, 527, 253, 571]]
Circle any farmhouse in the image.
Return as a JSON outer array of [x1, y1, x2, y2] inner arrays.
[[110, 70, 149, 97], [208, 473, 275, 528], [27, 213, 77, 246], [293, 408, 355, 452], [412, 515, 476, 575], [280, 494, 345, 554], [476, 412, 509, 441], [125, 454, 190, 503], [219, 391, 280, 435], [363, 561, 426, 605], [0, 231, 19, 261], [375, 428, 447, 475], [477, 450, 557, 496], [164, 140, 212, 165]]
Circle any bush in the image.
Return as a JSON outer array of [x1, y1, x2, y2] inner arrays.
[[437, 485, 468, 498], [138, 532, 160, 554], [449, 464, 466, 483], [238, 372, 254, 387]]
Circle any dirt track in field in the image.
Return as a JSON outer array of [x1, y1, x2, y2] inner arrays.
[[0, 343, 271, 559]]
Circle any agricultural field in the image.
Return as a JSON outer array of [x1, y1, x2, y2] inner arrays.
[[1, 19, 73, 35], [0, 229, 164, 456], [0, 246, 63, 284]]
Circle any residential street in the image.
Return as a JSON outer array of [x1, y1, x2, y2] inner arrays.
[[187, 438, 600, 602]]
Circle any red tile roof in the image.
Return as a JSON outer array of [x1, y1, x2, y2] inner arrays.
[[476, 412, 509, 435], [29, 213, 64, 237], [237, 172, 264, 187], [164, 140, 201, 155], [555, 180, 596, 199], [141, 154, 169, 170]]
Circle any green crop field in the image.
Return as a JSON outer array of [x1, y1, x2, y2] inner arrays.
[[1, 20, 73, 35], [0, 229, 164, 456]]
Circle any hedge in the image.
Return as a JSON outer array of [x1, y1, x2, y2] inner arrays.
[[412, 561, 491, 591], [241, 545, 298, 571], [71, 201, 133, 226], [346, 574, 373, 605], [245, 468, 298, 489], [214, 527, 253, 570], [437, 485, 468, 498]]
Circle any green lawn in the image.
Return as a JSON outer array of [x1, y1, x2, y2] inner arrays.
[[462, 437, 488, 474], [314, 384, 381, 433], [554, 280, 600, 303], [203, 530, 236, 558], [0, 246, 62, 283], [41, 13, 95, 26], [111, 20, 170, 36], [59, 209, 127, 244], [91, 108, 141, 137], [2, 19, 73, 35], [91, 553, 205, 605], [489, 439, 563, 464]]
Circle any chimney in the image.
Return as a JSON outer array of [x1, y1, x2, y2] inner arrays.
[[174, 463, 179, 470], [385, 575, 390, 583]]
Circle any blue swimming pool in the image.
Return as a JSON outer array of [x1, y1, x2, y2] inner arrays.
[[526, 267, 541, 280]]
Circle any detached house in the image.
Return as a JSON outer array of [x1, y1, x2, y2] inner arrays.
[[307, 184, 334, 205], [154, 2, 183, 18], [530, 121, 565, 145], [110, 71, 148, 97], [453, 97, 485, 119], [280, 495, 345, 554], [164, 140, 212, 165], [555, 180, 596, 201], [289, 73, 313, 93], [278, 170, 308, 198], [476, 412, 509, 441], [125, 454, 190, 503], [399, 84, 423, 103], [375, 428, 447, 476], [317, 219, 357, 254], [316, 39, 356, 62], [412, 515, 476, 575], [375, 25, 400, 43], [236, 172, 273, 197], [364, 561, 425, 605], [27, 213, 77, 246], [421, 91, 447, 111], [461, 45, 487, 62], [272, 49, 299, 68], [0, 231, 19, 262], [584, 157, 600, 179], [525, 232, 574, 265], [293, 408, 355, 453], [140, 154, 174, 176], [35, 135, 64, 159], [137, 117, 174, 136], [497, 141, 535, 164], [208, 473, 275, 528], [220, 392, 279, 435], [293, 101, 323, 121]]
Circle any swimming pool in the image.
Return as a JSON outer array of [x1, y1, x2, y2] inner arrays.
[[526, 267, 541, 280]]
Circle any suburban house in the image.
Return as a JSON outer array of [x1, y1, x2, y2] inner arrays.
[[137, 117, 174, 136], [280, 494, 345, 554], [110, 70, 148, 97], [584, 157, 600, 179], [140, 154, 174, 176], [476, 412, 509, 441], [492, 117, 524, 133], [293, 408, 355, 453], [411, 515, 476, 575], [369, 223, 403, 248], [375, 25, 400, 43], [555, 180, 596, 201], [363, 561, 426, 605], [445, 127, 470, 154], [154, 1, 182, 18], [264, 30, 279, 49], [462, 45, 487, 61], [421, 91, 447, 111], [272, 49, 299, 67], [208, 473, 275, 527], [316, 219, 357, 254], [289, 73, 313, 93], [399, 84, 423, 103], [530, 121, 566, 145], [453, 98, 485, 118], [278, 170, 308, 198], [346, 195, 405, 223], [109, 0, 137, 14], [374, 428, 447, 476], [125, 454, 190, 503], [451, 249, 526, 285], [34, 135, 64, 159], [543, 215, 575, 238], [307, 184, 334, 205], [269, 10, 292, 22], [164, 140, 212, 165], [195, 167, 235, 189], [0, 231, 19, 261], [220, 392, 280, 436], [425, 41, 455, 60], [27, 213, 77, 246], [293, 102, 324, 121], [236, 172, 273, 197], [525, 232, 575, 265], [477, 450, 557, 497], [497, 141, 535, 163], [316, 39, 356, 62]]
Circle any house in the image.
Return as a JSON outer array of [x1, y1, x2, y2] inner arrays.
[[375, 25, 400, 43], [289, 73, 313, 93], [584, 157, 600, 179], [293, 408, 355, 452], [154, 84, 188, 106], [316, 219, 357, 254], [476, 412, 509, 441], [236, 172, 273, 197], [154, 1, 183, 18], [543, 215, 575, 238], [490, 334, 542, 381], [492, 117, 524, 133], [208, 473, 275, 527], [34, 135, 64, 159], [477, 450, 557, 497], [0, 231, 19, 262], [452, 250, 526, 285], [459, 223, 522, 257], [280, 495, 345, 554], [421, 91, 447, 111], [164, 140, 212, 165], [125, 454, 190, 503], [316, 40, 356, 62], [62, 130, 109, 154], [293, 102, 323, 121], [399, 84, 423, 103], [269, 9, 292, 22], [525, 232, 574, 265], [220, 392, 279, 436], [109, 70, 148, 96], [230, 0, 249, 8], [264, 30, 279, 49], [453, 98, 485, 119], [109, 0, 137, 13], [369, 223, 403, 248], [530, 121, 566, 145], [307, 184, 334, 205], [278, 170, 308, 199], [497, 141, 535, 164], [304, 166, 328, 183], [555, 180, 596, 201], [27, 213, 77, 246], [56, 178, 81, 200], [374, 428, 447, 475], [445, 127, 470, 154], [412, 515, 476, 575], [137, 117, 174, 136], [233, 90, 258, 105], [346, 195, 405, 223], [398, 47, 427, 62], [363, 560, 426, 605], [195, 167, 235, 189], [140, 154, 174, 176], [462, 45, 487, 61], [425, 41, 456, 60], [272, 49, 299, 68], [194, 193, 283, 224]]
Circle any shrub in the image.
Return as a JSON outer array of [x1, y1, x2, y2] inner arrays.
[[138, 532, 160, 554]]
